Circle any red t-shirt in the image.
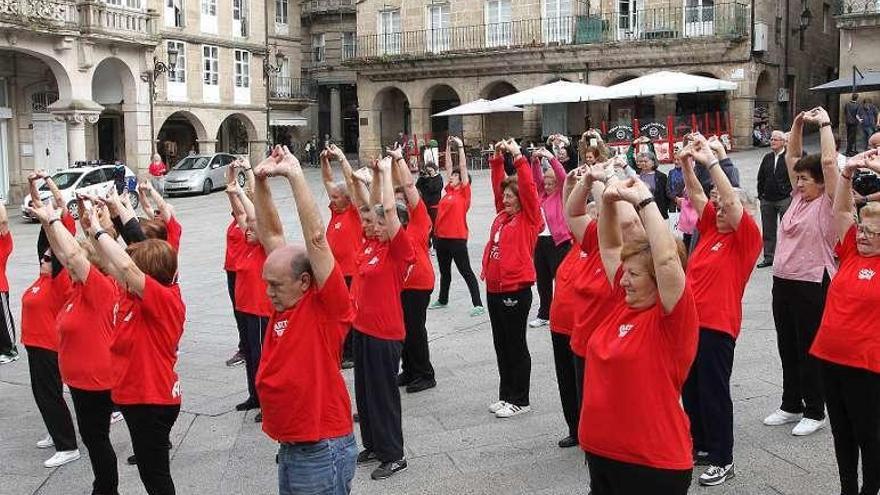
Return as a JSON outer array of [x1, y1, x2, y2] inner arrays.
[[20, 272, 71, 351], [235, 243, 273, 317], [568, 223, 618, 357], [110, 276, 186, 405], [404, 201, 435, 291], [326, 204, 363, 278], [166, 216, 182, 252], [225, 219, 246, 272], [351, 230, 414, 340], [257, 266, 356, 443], [580, 279, 699, 470], [61, 211, 76, 236], [0, 232, 12, 292], [434, 183, 471, 240], [149, 161, 167, 177], [811, 226, 880, 373], [549, 224, 602, 336], [686, 203, 762, 339], [56, 268, 116, 391]]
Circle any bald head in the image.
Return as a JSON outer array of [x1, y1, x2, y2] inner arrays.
[[263, 244, 313, 311], [869, 131, 880, 150]]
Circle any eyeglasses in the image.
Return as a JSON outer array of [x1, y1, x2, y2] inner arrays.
[[40, 254, 52, 263], [857, 223, 880, 239]]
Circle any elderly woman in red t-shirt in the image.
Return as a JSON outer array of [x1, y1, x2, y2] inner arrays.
[[148, 153, 167, 196], [30, 199, 119, 493], [482, 139, 543, 419], [810, 148, 880, 495], [429, 136, 484, 316], [678, 134, 761, 487], [86, 209, 185, 495], [583, 176, 697, 494]]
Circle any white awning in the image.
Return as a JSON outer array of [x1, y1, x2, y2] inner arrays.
[[270, 111, 308, 127]]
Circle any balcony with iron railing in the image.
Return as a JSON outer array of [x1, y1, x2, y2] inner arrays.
[[0, 0, 157, 40], [834, 0, 880, 15], [345, 2, 748, 62], [269, 76, 318, 101], [300, 0, 354, 17]]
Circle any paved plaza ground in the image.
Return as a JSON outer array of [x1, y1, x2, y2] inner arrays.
[[0, 139, 843, 495]]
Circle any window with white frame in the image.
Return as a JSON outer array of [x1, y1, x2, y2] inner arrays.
[[201, 0, 217, 33], [378, 10, 401, 55], [684, 0, 715, 37], [203, 45, 219, 85], [426, 3, 450, 53], [233, 0, 248, 36], [167, 41, 186, 83], [234, 50, 250, 88], [312, 33, 325, 63], [165, 0, 184, 27], [104, 0, 141, 9], [485, 0, 511, 47], [275, 0, 288, 24], [543, 0, 571, 43], [342, 31, 356, 59]]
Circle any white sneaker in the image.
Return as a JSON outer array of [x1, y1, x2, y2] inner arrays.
[[110, 412, 124, 424], [36, 435, 54, 449], [792, 417, 826, 436], [43, 449, 80, 468], [763, 409, 803, 426], [495, 403, 531, 418], [488, 400, 508, 414], [528, 318, 549, 328], [699, 463, 735, 486]]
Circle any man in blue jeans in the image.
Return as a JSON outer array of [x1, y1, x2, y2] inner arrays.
[[252, 145, 358, 494]]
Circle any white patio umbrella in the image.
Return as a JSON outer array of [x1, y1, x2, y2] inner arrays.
[[431, 99, 524, 117], [604, 71, 738, 100], [491, 80, 611, 106]]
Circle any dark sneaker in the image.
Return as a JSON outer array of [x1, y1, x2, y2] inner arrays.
[[357, 450, 378, 465], [371, 459, 408, 480], [557, 435, 578, 448], [405, 377, 436, 394], [694, 450, 711, 466], [756, 259, 773, 269], [699, 463, 735, 486], [353, 413, 359, 423], [235, 399, 259, 411], [225, 351, 245, 367], [254, 412, 262, 423], [341, 359, 354, 370], [397, 372, 414, 387]]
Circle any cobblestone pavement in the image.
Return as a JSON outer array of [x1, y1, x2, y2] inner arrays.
[[0, 140, 841, 495]]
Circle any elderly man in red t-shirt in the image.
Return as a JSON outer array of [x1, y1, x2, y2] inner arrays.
[[252, 145, 357, 494]]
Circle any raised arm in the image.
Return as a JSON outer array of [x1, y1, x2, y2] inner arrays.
[[251, 146, 287, 254], [332, 145, 368, 209], [489, 142, 507, 213], [377, 156, 401, 237], [37, 171, 64, 209], [444, 139, 453, 183], [835, 158, 859, 242], [389, 147, 420, 208], [369, 161, 382, 207], [450, 136, 469, 186], [510, 140, 542, 227], [85, 207, 146, 296], [224, 165, 248, 230], [785, 112, 805, 190], [137, 180, 156, 219], [618, 178, 685, 313], [565, 165, 602, 244], [236, 159, 256, 199], [320, 150, 336, 198], [598, 181, 624, 284], [144, 181, 174, 222], [29, 201, 91, 282], [27, 173, 45, 210], [679, 153, 708, 217], [704, 135, 744, 228], [803, 107, 839, 200], [0, 197, 6, 236]]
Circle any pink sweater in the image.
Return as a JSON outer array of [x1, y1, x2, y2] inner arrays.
[[531, 156, 572, 246]]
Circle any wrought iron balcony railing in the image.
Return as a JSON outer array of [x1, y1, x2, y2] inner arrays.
[[301, 0, 354, 16], [834, 0, 880, 15], [269, 76, 318, 101], [346, 2, 748, 61]]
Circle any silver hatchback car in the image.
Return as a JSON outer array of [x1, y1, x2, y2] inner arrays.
[[164, 153, 245, 195]]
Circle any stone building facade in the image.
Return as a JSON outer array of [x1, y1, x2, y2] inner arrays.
[[345, 0, 841, 160], [834, 0, 880, 129], [0, 0, 298, 202]]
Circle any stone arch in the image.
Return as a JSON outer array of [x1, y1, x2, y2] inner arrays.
[[0, 46, 73, 101], [156, 111, 209, 167], [605, 73, 654, 126], [216, 113, 258, 155], [480, 81, 523, 141], [372, 86, 411, 149], [603, 73, 640, 87], [422, 83, 462, 146], [91, 57, 138, 106], [754, 69, 775, 130], [90, 57, 139, 164], [677, 71, 730, 135]]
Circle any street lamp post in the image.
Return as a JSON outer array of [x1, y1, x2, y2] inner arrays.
[[263, 48, 284, 149], [141, 46, 179, 156]]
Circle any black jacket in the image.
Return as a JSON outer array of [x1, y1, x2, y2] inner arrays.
[[757, 150, 792, 201], [641, 171, 670, 219], [416, 174, 444, 207]]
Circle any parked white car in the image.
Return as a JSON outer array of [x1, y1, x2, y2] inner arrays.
[[21, 165, 138, 221]]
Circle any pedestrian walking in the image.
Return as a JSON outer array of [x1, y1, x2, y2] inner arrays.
[[859, 99, 878, 151], [845, 94, 861, 155], [756, 130, 791, 268]]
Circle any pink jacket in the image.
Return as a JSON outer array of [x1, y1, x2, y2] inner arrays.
[[531, 156, 572, 246]]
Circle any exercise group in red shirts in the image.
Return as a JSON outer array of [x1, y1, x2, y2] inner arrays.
[[2, 107, 879, 495]]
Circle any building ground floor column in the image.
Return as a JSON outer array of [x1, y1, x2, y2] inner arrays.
[[330, 86, 342, 143]]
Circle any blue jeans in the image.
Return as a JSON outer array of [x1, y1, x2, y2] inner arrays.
[[277, 434, 357, 495]]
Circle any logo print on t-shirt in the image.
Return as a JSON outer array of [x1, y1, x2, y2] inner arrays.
[[123, 311, 133, 323], [710, 242, 723, 252], [334, 222, 342, 230], [171, 381, 181, 398], [30, 286, 40, 294], [364, 246, 373, 255], [502, 297, 518, 307], [858, 268, 876, 281], [579, 251, 588, 259], [65, 303, 73, 313], [618, 324, 634, 338], [368, 256, 379, 265], [273, 319, 288, 337]]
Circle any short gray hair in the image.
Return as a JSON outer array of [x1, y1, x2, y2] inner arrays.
[[635, 151, 658, 170]]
